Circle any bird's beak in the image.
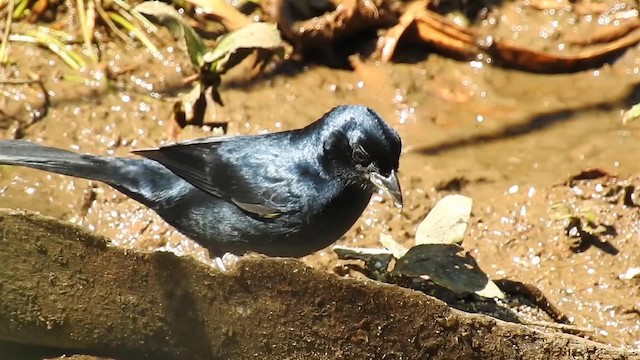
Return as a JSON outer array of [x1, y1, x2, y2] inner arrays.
[[370, 170, 403, 208]]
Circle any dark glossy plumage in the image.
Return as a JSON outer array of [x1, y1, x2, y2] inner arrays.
[[0, 105, 402, 257]]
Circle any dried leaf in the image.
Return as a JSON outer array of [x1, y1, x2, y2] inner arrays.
[[378, 4, 640, 73], [184, 0, 250, 30], [623, 103, 640, 124], [203, 22, 284, 74], [379, 233, 409, 259], [582, 221, 608, 236], [486, 29, 640, 73], [414, 10, 477, 56], [565, 18, 640, 46], [135, 1, 207, 66], [375, 0, 427, 62], [176, 82, 203, 125], [77, 0, 97, 61], [333, 245, 394, 271], [173, 78, 223, 127], [549, 203, 573, 221], [415, 194, 472, 245], [619, 267, 640, 280], [394, 244, 505, 299], [473, 277, 505, 299], [28, 0, 50, 22]]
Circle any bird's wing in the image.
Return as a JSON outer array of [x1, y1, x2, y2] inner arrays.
[[133, 136, 303, 218]]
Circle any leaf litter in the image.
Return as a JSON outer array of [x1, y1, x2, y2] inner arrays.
[[333, 194, 589, 333], [135, 1, 285, 129]]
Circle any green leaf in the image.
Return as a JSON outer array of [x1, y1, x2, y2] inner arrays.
[[415, 194, 472, 246], [135, 1, 206, 66], [394, 244, 505, 299], [203, 22, 284, 74]]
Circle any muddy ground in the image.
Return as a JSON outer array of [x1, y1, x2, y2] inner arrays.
[[1, 0, 640, 356]]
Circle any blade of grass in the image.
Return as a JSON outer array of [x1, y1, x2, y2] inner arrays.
[[86, 0, 97, 51], [11, 31, 85, 69], [11, 0, 28, 19], [12, 23, 80, 45], [111, 0, 158, 33], [0, 77, 41, 85], [108, 11, 162, 59], [13, 23, 78, 42], [95, 0, 133, 45], [60, 73, 102, 86], [26, 33, 84, 69], [36, 26, 76, 43], [0, 0, 14, 64], [76, 0, 98, 61], [114, 6, 137, 28]]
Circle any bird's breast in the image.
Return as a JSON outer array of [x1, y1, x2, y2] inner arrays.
[[301, 185, 372, 244]]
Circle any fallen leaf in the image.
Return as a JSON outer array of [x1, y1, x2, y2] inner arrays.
[[203, 22, 285, 74], [379, 233, 409, 259], [485, 29, 640, 73], [375, 0, 427, 62], [333, 245, 395, 271], [377, 4, 640, 73], [175, 82, 203, 126], [173, 77, 222, 128], [415, 194, 472, 245], [394, 244, 505, 299], [619, 267, 640, 280], [623, 103, 640, 124], [414, 10, 477, 56], [565, 18, 640, 46], [184, 0, 251, 30]]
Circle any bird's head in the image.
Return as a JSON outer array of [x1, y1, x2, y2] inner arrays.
[[315, 105, 403, 208]]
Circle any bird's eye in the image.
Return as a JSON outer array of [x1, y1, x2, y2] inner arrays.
[[352, 146, 370, 165]]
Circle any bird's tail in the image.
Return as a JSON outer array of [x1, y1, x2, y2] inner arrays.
[[0, 140, 180, 209], [0, 140, 119, 180]]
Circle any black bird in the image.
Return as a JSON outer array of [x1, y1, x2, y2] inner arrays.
[[0, 105, 402, 257]]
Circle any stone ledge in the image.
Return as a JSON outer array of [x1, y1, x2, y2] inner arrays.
[[0, 209, 637, 360]]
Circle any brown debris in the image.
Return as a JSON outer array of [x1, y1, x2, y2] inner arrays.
[[565, 17, 640, 46], [374, 0, 640, 72], [184, 0, 251, 31], [413, 7, 477, 56], [485, 28, 640, 72], [264, 0, 398, 64]]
